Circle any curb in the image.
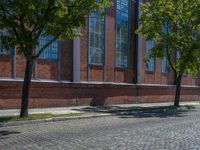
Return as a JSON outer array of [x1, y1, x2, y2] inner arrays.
[[0, 113, 112, 127]]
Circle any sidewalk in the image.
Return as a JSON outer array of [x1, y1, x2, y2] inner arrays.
[[1, 101, 199, 117], [0, 101, 199, 127]]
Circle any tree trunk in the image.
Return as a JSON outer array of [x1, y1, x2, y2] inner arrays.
[[20, 59, 33, 117], [174, 74, 182, 107], [173, 71, 177, 85]]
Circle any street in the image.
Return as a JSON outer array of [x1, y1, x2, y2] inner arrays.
[[1, 107, 200, 150]]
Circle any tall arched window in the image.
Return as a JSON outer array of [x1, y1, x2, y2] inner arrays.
[[89, 10, 105, 65], [162, 20, 171, 73], [116, 0, 130, 68], [145, 40, 156, 71]]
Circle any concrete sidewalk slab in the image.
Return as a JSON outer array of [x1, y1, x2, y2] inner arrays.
[[114, 101, 200, 108], [0, 106, 87, 117], [0, 101, 199, 117]]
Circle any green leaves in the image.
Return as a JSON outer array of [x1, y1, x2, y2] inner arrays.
[[0, 0, 111, 58], [137, 0, 200, 77]]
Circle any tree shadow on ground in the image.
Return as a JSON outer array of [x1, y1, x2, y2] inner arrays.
[[0, 119, 21, 138], [0, 130, 20, 139], [0, 116, 15, 123], [74, 105, 197, 118]]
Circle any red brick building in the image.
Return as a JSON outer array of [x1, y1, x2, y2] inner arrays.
[[0, 0, 199, 109]]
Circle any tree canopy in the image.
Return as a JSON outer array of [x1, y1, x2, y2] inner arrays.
[[0, 0, 110, 59], [137, 0, 200, 77], [137, 0, 200, 107]]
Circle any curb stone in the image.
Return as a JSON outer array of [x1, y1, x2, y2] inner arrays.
[[0, 113, 112, 127]]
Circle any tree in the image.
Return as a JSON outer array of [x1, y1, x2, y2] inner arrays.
[[137, 0, 200, 107], [0, 0, 110, 117]]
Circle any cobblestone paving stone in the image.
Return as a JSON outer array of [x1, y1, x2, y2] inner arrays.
[[1, 108, 200, 150]]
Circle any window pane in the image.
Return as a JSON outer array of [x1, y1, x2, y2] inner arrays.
[[89, 10, 105, 65], [116, 0, 129, 68], [89, 32, 95, 47], [146, 40, 155, 71], [36, 35, 59, 60], [162, 56, 170, 73], [0, 30, 13, 55]]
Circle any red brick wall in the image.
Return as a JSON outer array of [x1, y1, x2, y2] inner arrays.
[[80, 0, 136, 83], [181, 75, 199, 86], [105, 0, 116, 82], [16, 54, 26, 78], [16, 55, 59, 80], [89, 66, 104, 81], [60, 40, 73, 81], [0, 56, 13, 78], [36, 60, 58, 80], [80, 19, 89, 81], [140, 36, 200, 86], [0, 40, 73, 81], [0, 81, 199, 109]]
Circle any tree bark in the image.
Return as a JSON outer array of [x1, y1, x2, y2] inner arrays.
[[20, 59, 33, 117], [173, 71, 177, 85], [174, 74, 182, 107]]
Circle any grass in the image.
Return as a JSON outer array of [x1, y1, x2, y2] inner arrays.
[[0, 113, 83, 123]]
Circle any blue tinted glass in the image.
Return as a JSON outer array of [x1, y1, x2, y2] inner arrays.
[[116, 0, 129, 68], [36, 35, 59, 60], [146, 40, 155, 71], [89, 10, 105, 65]]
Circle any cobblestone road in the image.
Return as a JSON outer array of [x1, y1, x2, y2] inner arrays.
[[1, 107, 200, 150]]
